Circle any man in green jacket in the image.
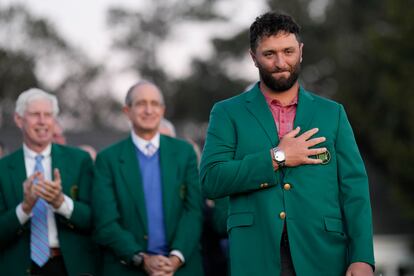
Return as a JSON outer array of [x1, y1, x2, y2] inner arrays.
[[0, 88, 97, 276], [93, 81, 203, 276], [200, 12, 375, 276]]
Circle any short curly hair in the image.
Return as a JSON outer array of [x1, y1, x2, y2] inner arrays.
[[249, 11, 301, 51]]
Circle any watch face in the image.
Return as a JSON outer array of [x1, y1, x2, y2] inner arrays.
[[274, 149, 285, 162]]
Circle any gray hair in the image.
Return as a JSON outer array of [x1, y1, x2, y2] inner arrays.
[[15, 88, 59, 117], [125, 80, 165, 107]]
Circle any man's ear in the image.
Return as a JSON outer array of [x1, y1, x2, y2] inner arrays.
[[14, 113, 23, 129], [299, 42, 304, 63], [160, 106, 166, 117], [249, 49, 258, 68], [122, 106, 130, 118]]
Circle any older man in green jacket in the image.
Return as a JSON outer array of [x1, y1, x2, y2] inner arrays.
[[200, 12, 375, 276], [93, 81, 203, 276], [0, 88, 97, 276]]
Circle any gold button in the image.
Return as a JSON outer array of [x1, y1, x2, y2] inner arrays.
[[279, 212, 286, 220], [283, 183, 291, 190]]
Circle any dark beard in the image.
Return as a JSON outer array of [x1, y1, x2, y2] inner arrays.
[[259, 62, 300, 93]]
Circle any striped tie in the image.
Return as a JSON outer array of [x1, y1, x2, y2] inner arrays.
[[146, 142, 157, 156], [30, 155, 50, 267]]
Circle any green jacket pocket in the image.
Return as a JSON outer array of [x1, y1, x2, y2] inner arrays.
[[324, 217, 344, 234], [227, 212, 254, 232]]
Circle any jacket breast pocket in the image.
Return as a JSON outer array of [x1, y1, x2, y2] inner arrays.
[[227, 212, 254, 233]]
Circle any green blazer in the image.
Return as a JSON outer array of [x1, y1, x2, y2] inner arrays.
[[92, 135, 203, 276], [0, 144, 98, 276], [200, 84, 375, 276]]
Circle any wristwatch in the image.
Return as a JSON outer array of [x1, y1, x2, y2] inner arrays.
[[131, 253, 143, 267], [272, 147, 286, 167]]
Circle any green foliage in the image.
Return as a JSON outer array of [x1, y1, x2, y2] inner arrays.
[[331, 0, 414, 216], [0, 4, 119, 130], [0, 48, 39, 127]]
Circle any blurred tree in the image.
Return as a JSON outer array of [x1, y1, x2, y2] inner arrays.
[[0, 48, 39, 127], [106, 0, 231, 120], [0, 4, 120, 130], [323, 0, 414, 217]]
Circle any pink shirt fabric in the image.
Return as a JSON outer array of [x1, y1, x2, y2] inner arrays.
[[262, 91, 298, 139]]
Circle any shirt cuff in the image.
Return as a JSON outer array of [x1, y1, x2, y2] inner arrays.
[[16, 203, 31, 225], [53, 195, 74, 219], [170, 250, 185, 263]]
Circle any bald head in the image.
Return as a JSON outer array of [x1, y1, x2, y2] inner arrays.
[[125, 81, 165, 107], [123, 80, 166, 140]]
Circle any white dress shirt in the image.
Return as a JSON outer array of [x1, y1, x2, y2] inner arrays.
[[130, 131, 185, 263], [15, 143, 74, 248], [131, 131, 160, 154]]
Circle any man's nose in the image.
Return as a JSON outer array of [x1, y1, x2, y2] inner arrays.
[[274, 53, 287, 69], [38, 114, 47, 123], [144, 104, 154, 113]]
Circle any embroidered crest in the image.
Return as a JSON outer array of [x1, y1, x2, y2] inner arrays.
[[316, 150, 331, 165], [70, 185, 79, 200]]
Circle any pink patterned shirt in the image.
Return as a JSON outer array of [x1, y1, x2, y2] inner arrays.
[[262, 92, 298, 139]]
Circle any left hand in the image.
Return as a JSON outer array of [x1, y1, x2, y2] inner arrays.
[[34, 168, 64, 209], [346, 262, 374, 276], [142, 254, 173, 276], [166, 255, 183, 275]]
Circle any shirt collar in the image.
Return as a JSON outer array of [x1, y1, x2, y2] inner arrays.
[[23, 143, 52, 159], [131, 131, 160, 152], [261, 88, 298, 107]]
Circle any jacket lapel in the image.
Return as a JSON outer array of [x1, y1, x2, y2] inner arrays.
[[119, 137, 148, 231], [293, 87, 316, 131], [9, 149, 26, 202], [159, 135, 178, 237], [283, 87, 317, 178], [244, 84, 279, 146], [51, 144, 72, 196]]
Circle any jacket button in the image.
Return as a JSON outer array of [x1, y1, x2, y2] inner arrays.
[[279, 212, 286, 220], [143, 235, 148, 240], [283, 183, 291, 190]]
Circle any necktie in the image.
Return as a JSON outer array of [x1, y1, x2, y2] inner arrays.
[[146, 143, 157, 156], [30, 155, 50, 267]]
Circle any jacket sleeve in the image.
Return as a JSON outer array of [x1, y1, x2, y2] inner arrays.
[[170, 146, 203, 260], [200, 103, 279, 199], [92, 153, 144, 262], [0, 162, 27, 249], [336, 104, 375, 268], [0, 203, 26, 249]]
